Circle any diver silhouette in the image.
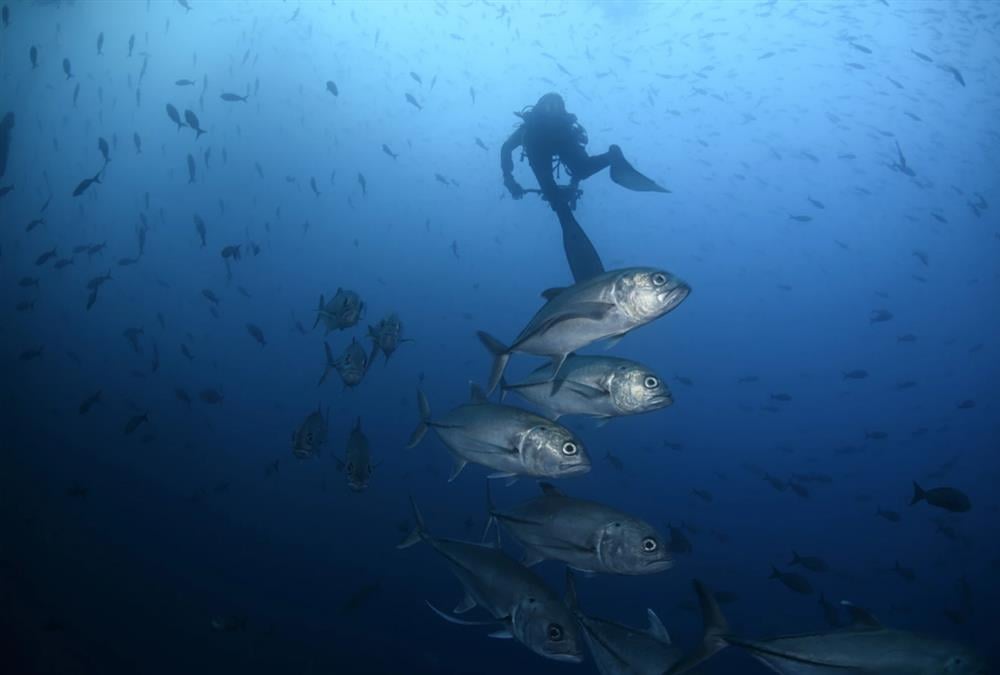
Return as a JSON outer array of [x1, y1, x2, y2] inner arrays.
[[500, 93, 668, 283]]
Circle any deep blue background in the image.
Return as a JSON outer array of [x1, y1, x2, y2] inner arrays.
[[1, 1, 997, 673]]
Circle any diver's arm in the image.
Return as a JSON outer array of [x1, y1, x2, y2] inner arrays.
[[500, 126, 523, 177], [500, 127, 526, 198]]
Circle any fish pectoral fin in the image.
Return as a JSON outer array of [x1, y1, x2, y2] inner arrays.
[[562, 381, 607, 400], [487, 471, 517, 479], [521, 549, 547, 567], [487, 628, 514, 639], [603, 332, 627, 349], [645, 609, 671, 643], [532, 302, 616, 336], [454, 592, 477, 615], [540, 286, 568, 301], [448, 459, 469, 482], [426, 601, 499, 627]]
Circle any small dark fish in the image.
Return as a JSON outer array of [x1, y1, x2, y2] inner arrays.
[[19, 276, 40, 288], [876, 507, 900, 523], [310, 176, 320, 196], [98, 137, 110, 163], [341, 581, 381, 614], [166, 103, 184, 131], [843, 369, 868, 379], [133, 132, 142, 154], [19, 346, 44, 361], [199, 388, 223, 404], [849, 42, 872, 54], [184, 109, 206, 139], [865, 430, 888, 440], [911, 49, 932, 63], [911, 482, 970, 512], [187, 153, 196, 183], [475, 137, 488, 151], [175, 79, 195, 86], [897, 334, 917, 342], [96, 32, 104, 55], [35, 248, 57, 266], [72, 171, 102, 197], [692, 488, 713, 503], [194, 214, 207, 247], [15, 300, 35, 312], [807, 197, 825, 209], [604, 452, 624, 471], [79, 390, 102, 414], [128, 33, 135, 57], [409, 71, 422, 85], [404, 93, 422, 110], [201, 289, 219, 304], [357, 173, 367, 195], [758, 51, 775, 60], [892, 561, 915, 582], [62, 57, 72, 79], [325, 80, 338, 96], [938, 64, 965, 86], [124, 413, 149, 435], [246, 323, 266, 347], [912, 249, 928, 266], [895, 379, 917, 390], [29, 45, 38, 68], [769, 566, 813, 594], [789, 551, 828, 572], [789, 214, 812, 223], [220, 92, 248, 102], [870, 308, 893, 323], [381, 144, 398, 160]]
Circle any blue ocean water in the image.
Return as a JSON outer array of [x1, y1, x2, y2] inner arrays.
[[1, 1, 997, 673]]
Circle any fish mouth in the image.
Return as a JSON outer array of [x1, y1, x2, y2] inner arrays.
[[544, 651, 584, 663], [558, 462, 591, 476], [658, 284, 691, 310], [646, 395, 673, 408], [643, 558, 674, 572]]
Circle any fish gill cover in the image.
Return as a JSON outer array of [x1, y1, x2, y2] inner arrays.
[[0, 1, 997, 674]]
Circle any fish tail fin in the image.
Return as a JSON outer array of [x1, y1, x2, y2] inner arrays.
[[196, 128, 206, 139], [910, 481, 925, 505], [666, 580, 730, 675], [476, 331, 510, 395], [397, 497, 427, 549], [481, 481, 500, 547], [406, 389, 431, 448], [564, 568, 580, 613], [769, 565, 781, 579], [312, 295, 324, 329]]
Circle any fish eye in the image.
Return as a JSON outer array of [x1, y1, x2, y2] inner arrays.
[[644, 376, 659, 389], [547, 623, 563, 641], [652, 273, 667, 286], [561, 442, 578, 456], [642, 537, 658, 552]]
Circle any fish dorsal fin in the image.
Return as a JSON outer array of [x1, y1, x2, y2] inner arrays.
[[454, 591, 477, 615], [840, 601, 882, 628], [645, 609, 671, 643], [541, 286, 568, 301], [539, 482, 564, 497], [448, 459, 468, 482], [469, 382, 488, 404]]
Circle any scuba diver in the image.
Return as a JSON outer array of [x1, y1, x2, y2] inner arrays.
[[500, 93, 668, 283]]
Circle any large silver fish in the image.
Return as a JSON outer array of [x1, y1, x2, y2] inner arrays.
[[398, 499, 584, 663], [368, 312, 410, 363], [565, 570, 683, 675], [314, 287, 364, 333], [291, 405, 328, 459], [487, 483, 671, 574], [340, 417, 372, 491], [407, 385, 590, 481], [319, 338, 369, 388], [478, 267, 690, 395], [668, 580, 988, 675], [501, 354, 671, 421]]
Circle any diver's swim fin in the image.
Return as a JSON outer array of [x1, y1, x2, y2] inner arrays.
[[610, 154, 670, 193], [556, 209, 604, 283]]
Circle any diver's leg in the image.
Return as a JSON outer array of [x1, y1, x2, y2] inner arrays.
[[561, 143, 614, 181], [528, 156, 604, 282], [555, 204, 605, 283]]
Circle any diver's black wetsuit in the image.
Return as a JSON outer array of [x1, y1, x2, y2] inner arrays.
[[501, 106, 610, 282], [501, 94, 667, 284]]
